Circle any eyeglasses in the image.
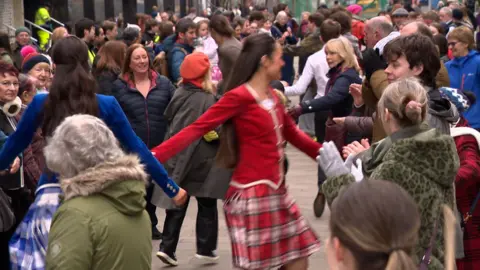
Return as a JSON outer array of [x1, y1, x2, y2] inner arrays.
[[0, 82, 19, 88], [447, 42, 457, 47]]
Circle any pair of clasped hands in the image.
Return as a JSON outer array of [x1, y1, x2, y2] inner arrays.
[[316, 140, 368, 182]]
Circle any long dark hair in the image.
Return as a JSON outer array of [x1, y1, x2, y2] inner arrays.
[[216, 33, 277, 168], [42, 36, 99, 136], [0, 32, 13, 56]]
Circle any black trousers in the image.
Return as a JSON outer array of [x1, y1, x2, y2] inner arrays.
[[146, 183, 158, 227], [159, 197, 218, 254]]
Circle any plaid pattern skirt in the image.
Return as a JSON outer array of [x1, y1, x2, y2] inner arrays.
[[224, 184, 321, 270], [9, 184, 62, 270]]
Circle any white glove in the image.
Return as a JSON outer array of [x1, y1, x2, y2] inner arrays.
[[344, 154, 364, 182], [316, 141, 349, 178]]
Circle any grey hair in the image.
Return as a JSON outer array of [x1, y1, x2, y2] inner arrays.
[[44, 114, 125, 178], [276, 11, 288, 22], [440, 7, 452, 16], [368, 17, 393, 37]]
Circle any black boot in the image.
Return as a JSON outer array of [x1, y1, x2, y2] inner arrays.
[[195, 197, 219, 263]]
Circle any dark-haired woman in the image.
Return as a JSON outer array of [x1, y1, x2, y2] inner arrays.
[[94, 40, 127, 95], [112, 43, 176, 240], [151, 33, 322, 270], [1, 36, 187, 268], [209, 15, 242, 93]]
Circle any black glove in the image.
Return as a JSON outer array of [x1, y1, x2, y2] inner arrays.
[[362, 48, 387, 81]]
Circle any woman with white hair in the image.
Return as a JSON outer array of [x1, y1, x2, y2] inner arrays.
[[274, 10, 297, 85], [44, 114, 152, 270]]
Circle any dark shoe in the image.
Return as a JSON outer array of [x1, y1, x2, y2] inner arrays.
[[156, 250, 178, 266], [313, 192, 326, 218], [195, 250, 219, 264], [152, 226, 162, 240]]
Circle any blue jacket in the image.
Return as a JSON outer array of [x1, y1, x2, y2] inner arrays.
[[445, 50, 480, 128], [0, 94, 180, 198], [163, 34, 194, 83]]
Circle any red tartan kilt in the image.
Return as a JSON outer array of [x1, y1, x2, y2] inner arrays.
[[223, 184, 321, 270]]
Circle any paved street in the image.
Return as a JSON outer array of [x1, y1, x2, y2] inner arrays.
[[151, 144, 331, 269]]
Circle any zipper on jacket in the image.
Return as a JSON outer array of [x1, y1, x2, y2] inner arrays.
[[144, 100, 150, 147]]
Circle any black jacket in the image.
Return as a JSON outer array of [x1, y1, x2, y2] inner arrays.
[[95, 69, 119, 96], [301, 66, 362, 117], [112, 72, 175, 149]]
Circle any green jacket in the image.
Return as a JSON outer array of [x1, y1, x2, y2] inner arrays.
[[283, 28, 323, 57], [46, 155, 152, 270], [323, 126, 459, 269]]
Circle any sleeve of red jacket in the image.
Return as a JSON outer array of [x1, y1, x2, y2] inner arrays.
[[281, 104, 322, 160], [455, 135, 480, 190], [152, 90, 244, 163]]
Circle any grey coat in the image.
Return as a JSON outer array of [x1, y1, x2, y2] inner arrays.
[[152, 83, 231, 209]]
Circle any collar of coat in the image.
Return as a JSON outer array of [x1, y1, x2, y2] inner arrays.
[[60, 155, 148, 201], [122, 70, 158, 90]]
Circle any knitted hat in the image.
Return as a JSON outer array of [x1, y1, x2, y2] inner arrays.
[[180, 52, 210, 80], [15, 27, 31, 37], [439, 87, 470, 112], [21, 53, 50, 74], [392, 8, 409, 17], [20, 45, 37, 59], [346, 4, 363, 15], [452, 9, 464, 20]]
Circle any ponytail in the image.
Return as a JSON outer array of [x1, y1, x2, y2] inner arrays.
[[385, 249, 417, 270]]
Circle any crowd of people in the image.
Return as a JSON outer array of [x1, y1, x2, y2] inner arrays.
[[0, 0, 480, 269]]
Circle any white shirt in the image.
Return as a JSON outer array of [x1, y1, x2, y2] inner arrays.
[[285, 48, 329, 99], [374, 31, 400, 55]]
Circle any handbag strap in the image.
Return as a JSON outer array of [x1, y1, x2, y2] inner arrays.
[[419, 218, 439, 269], [463, 190, 480, 224]]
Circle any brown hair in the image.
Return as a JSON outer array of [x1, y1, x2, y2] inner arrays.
[[95, 41, 127, 75], [384, 34, 440, 88], [320, 19, 341, 43], [308, 12, 325, 28], [102, 20, 116, 33], [51, 27, 68, 45], [330, 11, 352, 34], [216, 33, 277, 168], [448, 26, 475, 50], [378, 79, 428, 127], [159, 21, 174, 41], [422, 10, 440, 22], [330, 180, 420, 270], [209, 15, 235, 37], [122, 44, 152, 82]]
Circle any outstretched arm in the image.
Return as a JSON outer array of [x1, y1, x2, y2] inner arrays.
[[152, 89, 245, 163], [0, 94, 45, 170], [106, 97, 180, 198]]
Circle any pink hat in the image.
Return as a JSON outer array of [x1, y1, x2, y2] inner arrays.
[[20, 45, 37, 59], [347, 4, 363, 15]]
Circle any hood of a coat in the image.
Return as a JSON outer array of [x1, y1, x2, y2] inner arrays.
[[427, 88, 459, 124], [60, 155, 148, 215], [164, 83, 205, 123], [162, 34, 177, 53], [386, 128, 459, 188]]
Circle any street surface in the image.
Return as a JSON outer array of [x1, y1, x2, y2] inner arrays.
[[151, 144, 331, 269]]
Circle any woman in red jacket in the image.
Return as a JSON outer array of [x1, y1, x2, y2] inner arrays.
[[151, 33, 322, 270]]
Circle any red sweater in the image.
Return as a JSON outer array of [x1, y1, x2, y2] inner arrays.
[[152, 84, 322, 198]]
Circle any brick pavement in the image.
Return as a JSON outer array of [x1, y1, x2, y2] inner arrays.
[[151, 145, 331, 269]]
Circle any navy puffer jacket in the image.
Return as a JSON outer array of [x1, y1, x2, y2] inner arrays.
[[112, 71, 175, 148]]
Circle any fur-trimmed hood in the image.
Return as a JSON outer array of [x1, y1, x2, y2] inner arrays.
[[60, 155, 149, 215]]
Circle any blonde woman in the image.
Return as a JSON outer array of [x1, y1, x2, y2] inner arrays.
[[320, 79, 459, 269], [154, 52, 231, 266]]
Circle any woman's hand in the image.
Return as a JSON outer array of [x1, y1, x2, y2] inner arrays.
[[342, 139, 370, 159], [349, 83, 364, 106], [0, 157, 21, 176], [332, 117, 345, 125], [281, 81, 289, 87], [317, 141, 349, 178], [173, 188, 188, 206], [287, 105, 302, 119]]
